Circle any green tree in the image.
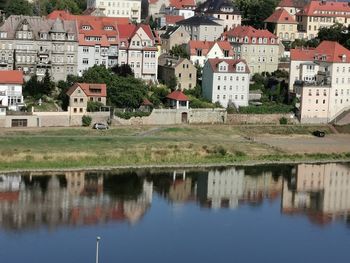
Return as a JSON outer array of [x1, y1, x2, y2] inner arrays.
[[111, 64, 134, 77], [41, 69, 55, 96], [87, 101, 104, 112], [5, 0, 33, 16], [169, 44, 189, 59], [166, 76, 178, 91], [23, 75, 40, 98]]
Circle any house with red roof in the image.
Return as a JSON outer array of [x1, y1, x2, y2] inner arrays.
[[221, 26, 281, 74], [296, 0, 350, 40], [117, 24, 159, 81], [159, 15, 184, 28], [264, 8, 299, 42], [168, 0, 196, 19], [202, 58, 250, 108], [187, 40, 234, 67], [66, 83, 107, 114], [276, 0, 309, 17], [0, 70, 24, 111], [147, 0, 170, 17], [166, 90, 189, 109], [289, 41, 350, 123]]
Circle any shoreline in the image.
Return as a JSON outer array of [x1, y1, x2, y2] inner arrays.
[[1, 158, 350, 175]]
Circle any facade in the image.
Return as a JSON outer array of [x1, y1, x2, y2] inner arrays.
[[159, 15, 184, 28], [166, 90, 189, 109], [0, 16, 78, 81], [290, 41, 350, 123], [176, 15, 224, 41], [0, 70, 23, 111], [277, 0, 308, 17], [47, 10, 130, 76], [158, 54, 197, 90], [196, 0, 242, 31], [87, 0, 142, 22], [66, 83, 107, 114], [160, 26, 190, 54], [117, 24, 159, 81], [265, 8, 299, 42], [222, 26, 281, 74], [168, 0, 196, 19], [187, 40, 234, 67], [296, 1, 350, 39], [202, 58, 250, 108], [147, 0, 170, 17]]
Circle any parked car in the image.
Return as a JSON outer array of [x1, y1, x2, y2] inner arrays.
[[312, 130, 325, 137], [93, 123, 109, 130]]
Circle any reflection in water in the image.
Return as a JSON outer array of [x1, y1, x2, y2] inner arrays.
[[0, 163, 349, 231]]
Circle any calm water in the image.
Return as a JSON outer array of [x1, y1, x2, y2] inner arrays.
[[0, 163, 350, 263]]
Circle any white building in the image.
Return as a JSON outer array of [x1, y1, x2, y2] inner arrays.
[[0, 70, 24, 111], [290, 41, 350, 123], [87, 0, 142, 22], [202, 58, 250, 108]]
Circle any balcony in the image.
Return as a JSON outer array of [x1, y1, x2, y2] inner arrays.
[[317, 70, 330, 76]]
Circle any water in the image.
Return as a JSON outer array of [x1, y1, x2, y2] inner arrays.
[[0, 163, 349, 263]]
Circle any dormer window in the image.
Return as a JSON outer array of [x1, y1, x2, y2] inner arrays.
[[82, 25, 91, 30], [0, 32, 7, 38], [342, 54, 347, 62], [263, 38, 267, 44], [271, 38, 275, 44], [104, 26, 114, 30], [244, 36, 249, 43], [258, 38, 262, 44], [252, 37, 256, 43]]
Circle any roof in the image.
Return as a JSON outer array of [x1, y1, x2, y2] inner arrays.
[[158, 54, 191, 68], [265, 8, 297, 24], [164, 15, 184, 25], [166, 90, 189, 101], [206, 58, 250, 73], [0, 70, 23, 84], [142, 98, 153, 106], [277, 0, 308, 8], [188, 40, 234, 56], [290, 41, 350, 63], [170, 0, 196, 9], [176, 15, 221, 26], [66, 83, 107, 97], [222, 26, 278, 45], [196, 0, 241, 14], [297, 0, 350, 17]]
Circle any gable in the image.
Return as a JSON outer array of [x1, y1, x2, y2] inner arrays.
[[208, 43, 225, 57]]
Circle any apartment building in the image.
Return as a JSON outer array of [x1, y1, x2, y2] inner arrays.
[[296, 1, 350, 39], [0, 70, 23, 111], [117, 24, 159, 81], [87, 0, 142, 22], [147, 0, 170, 17], [158, 54, 197, 90], [187, 40, 234, 67], [0, 16, 78, 81], [202, 58, 250, 108], [176, 15, 224, 41], [276, 0, 308, 17], [196, 0, 242, 30], [160, 26, 190, 53], [222, 26, 281, 74], [265, 8, 299, 42], [290, 41, 350, 123]]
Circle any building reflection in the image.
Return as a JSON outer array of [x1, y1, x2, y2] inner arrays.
[[0, 171, 153, 230], [282, 163, 350, 225]]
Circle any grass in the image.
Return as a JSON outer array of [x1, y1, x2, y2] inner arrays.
[[0, 124, 348, 171], [335, 124, 350, 133]]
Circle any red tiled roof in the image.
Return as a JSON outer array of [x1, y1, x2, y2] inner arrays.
[[0, 70, 23, 84], [66, 83, 107, 97], [188, 40, 234, 56], [222, 26, 278, 45], [291, 41, 350, 63], [142, 98, 153, 106], [166, 90, 189, 101], [278, 0, 307, 8], [165, 15, 185, 25], [297, 0, 350, 17], [265, 8, 297, 24], [207, 58, 250, 73], [170, 0, 196, 9]]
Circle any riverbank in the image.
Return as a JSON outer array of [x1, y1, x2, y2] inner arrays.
[[0, 125, 349, 172]]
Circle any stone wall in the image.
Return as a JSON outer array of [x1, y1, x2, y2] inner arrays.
[[227, 113, 297, 124]]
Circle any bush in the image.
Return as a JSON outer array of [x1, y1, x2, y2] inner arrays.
[[87, 101, 104, 112], [115, 111, 151, 120], [279, 117, 288, 125], [82, 115, 92, 126], [239, 103, 294, 114]]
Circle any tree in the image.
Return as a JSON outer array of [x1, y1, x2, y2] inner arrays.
[[87, 101, 104, 112], [23, 75, 40, 98], [169, 44, 189, 59], [41, 69, 55, 96], [5, 0, 33, 16], [111, 64, 134, 77], [166, 76, 178, 91]]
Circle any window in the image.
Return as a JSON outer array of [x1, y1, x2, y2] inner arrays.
[[82, 58, 88, 65], [11, 119, 27, 127], [74, 98, 78, 103], [80, 98, 83, 103], [217, 85, 220, 90]]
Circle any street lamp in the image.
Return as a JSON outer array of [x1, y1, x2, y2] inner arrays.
[[96, 236, 101, 263]]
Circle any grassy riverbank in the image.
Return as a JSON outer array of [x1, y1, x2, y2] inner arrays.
[[0, 125, 349, 171]]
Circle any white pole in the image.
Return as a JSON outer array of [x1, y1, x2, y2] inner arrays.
[[96, 236, 101, 263]]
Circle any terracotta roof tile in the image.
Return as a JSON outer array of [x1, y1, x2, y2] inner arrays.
[[166, 90, 189, 101], [298, 0, 350, 17], [188, 40, 234, 56], [0, 70, 23, 84], [66, 83, 107, 97], [265, 8, 297, 24], [207, 58, 250, 73], [222, 26, 278, 45], [170, 0, 196, 9]]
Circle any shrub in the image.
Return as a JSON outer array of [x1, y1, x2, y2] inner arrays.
[[115, 111, 151, 120], [239, 103, 294, 114], [87, 101, 104, 112], [82, 115, 92, 126], [279, 117, 288, 125]]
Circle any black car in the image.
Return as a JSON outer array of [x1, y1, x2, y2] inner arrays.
[[312, 130, 325, 137], [93, 123, 109, 130]]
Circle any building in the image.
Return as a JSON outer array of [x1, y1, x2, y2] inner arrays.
[[296, 1, 350, 40], [168, 0, 196, 19], [0, 16, 78, 81], [117, 24, 159, 81], [66, 83, 107, 114], [276, 0, 309, 17], [265, 8, 299, 42], [158, 15, 184, 28], [195, 0, 242, 30], [166, 90, 189, 109], [87, 0, 142, 22], [202, 58, 250, 108], [158, 54, 197, 90], [176, 15, 224, 41], [221, 25, 281, 74], [160, 25, 190, 54], [0, 70, 24, 111], [290, 41, 350, 123], [187, 40, 234, 67], [47, 10, 130, 76], [147, 0, 170, 17]]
